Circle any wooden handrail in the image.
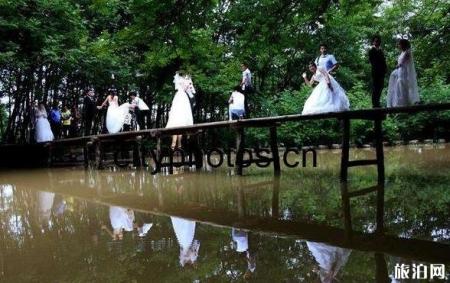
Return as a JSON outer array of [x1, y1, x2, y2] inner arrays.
[[46, 102, 450, 144]]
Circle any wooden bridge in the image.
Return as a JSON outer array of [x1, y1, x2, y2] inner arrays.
[[1, 102, 450, 184]]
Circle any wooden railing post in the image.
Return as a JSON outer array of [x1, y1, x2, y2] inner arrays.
[[235, 127, 245, 176], [340, 118, 350, 183], [376, 185, 385, 234], [269, 126, 281, 176], [133, 136, 143, 168], [374, 115, 386, 234], [84, 140, 94, 168], [272, 176, 280, 219], [339, 118, 352, 239], [46, 142, 53, 167], [374, 116, 385, 185], [340, 182, 353, 239], [95, 140, 103, 169]]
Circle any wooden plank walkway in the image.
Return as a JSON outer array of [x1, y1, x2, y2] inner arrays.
[[49, 102, 450, 142], [2, 102, 450, 178]]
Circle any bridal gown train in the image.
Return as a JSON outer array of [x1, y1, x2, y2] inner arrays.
[[302, 68, 350, 115], [387, 49, 420, 107], [171, 216, 200, 266], [106, 96, 130, 134], [166, 89, 193, 128], [34, 108, 54, 143]]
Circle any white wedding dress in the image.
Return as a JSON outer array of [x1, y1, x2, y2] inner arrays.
[[171, 216, 200, 266], [166, 77, 194, 128], [306, 241, 351, 283], [106, 96, 130, 134], [302, 68, 350, 115], [109, 206, 135, 232], [387, 49, 420, 107], [34, 108, 54, 143]]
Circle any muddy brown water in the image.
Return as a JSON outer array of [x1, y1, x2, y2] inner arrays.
[[0, 144, 449, 282]]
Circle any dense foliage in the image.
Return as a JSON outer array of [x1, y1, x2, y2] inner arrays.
[[0, 0, 449, 145]]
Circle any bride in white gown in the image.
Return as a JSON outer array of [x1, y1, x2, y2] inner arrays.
[[98, 91, 130, 134], [301, 62, 350, 115], [387, 39, 420, 107], [34, 102, 54, 143], [166, 73, 196, 149]]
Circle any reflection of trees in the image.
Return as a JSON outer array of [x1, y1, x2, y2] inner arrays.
[[1, 147, 449, 282]]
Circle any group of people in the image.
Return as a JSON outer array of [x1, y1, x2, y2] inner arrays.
[[33, 37, 420, 145], [301, 38, 419, 115], [33, 89, 151, 143], [33, 102, 78, 143]]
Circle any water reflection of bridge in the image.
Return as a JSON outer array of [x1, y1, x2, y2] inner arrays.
[[2, 170, 448, 267]]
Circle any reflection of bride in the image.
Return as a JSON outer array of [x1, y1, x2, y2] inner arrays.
[[171, 216, 200, 267], [98, 91, 130, 134], [306, 241, 351, 283], [38, 191, 55, 228], [105, 206, 135, 241]]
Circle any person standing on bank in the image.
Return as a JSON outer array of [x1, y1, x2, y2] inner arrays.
[[129, 92, 150, 130], [83, 89, 97, 136], [387, 39, 420, 107], [240, 63, 253, 116], [228, 86, 246, 120], [315, 43, 339, 74], [368, 35, 387, 107]]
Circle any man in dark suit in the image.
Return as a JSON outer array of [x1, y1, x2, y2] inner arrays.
[[83, 89, 97, 136], [368, 35, 387, 108]]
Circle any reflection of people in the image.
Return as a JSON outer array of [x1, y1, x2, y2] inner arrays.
[[38, 191, 55, 228], [171, 216, 200, 267], [306, 241, 351, 283], [34, 102, 54, 143], [368, 35, 387, 108], [98, 90, 131, 134], [302, 62, 350, 115], [165, 73, 196, 149], [228, 86, 246, 120], [387, 39, 420, 107], [231, 228, 256, 280], [134, 211, 153, 237], [102, 206, 135, 241], [129, 92, 150, 130]]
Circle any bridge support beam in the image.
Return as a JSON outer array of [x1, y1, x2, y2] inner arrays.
[[235, 128, 245, 175], [269, 126, 281, 176], [133, 136, 143, 168]]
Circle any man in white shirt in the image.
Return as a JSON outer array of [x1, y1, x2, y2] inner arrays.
[[315, 43, 339, 73], [240, 63, 253, 116], [240, 63, 253, 93], [229, 86, 246, 120], [129, 92, 150, 130]]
